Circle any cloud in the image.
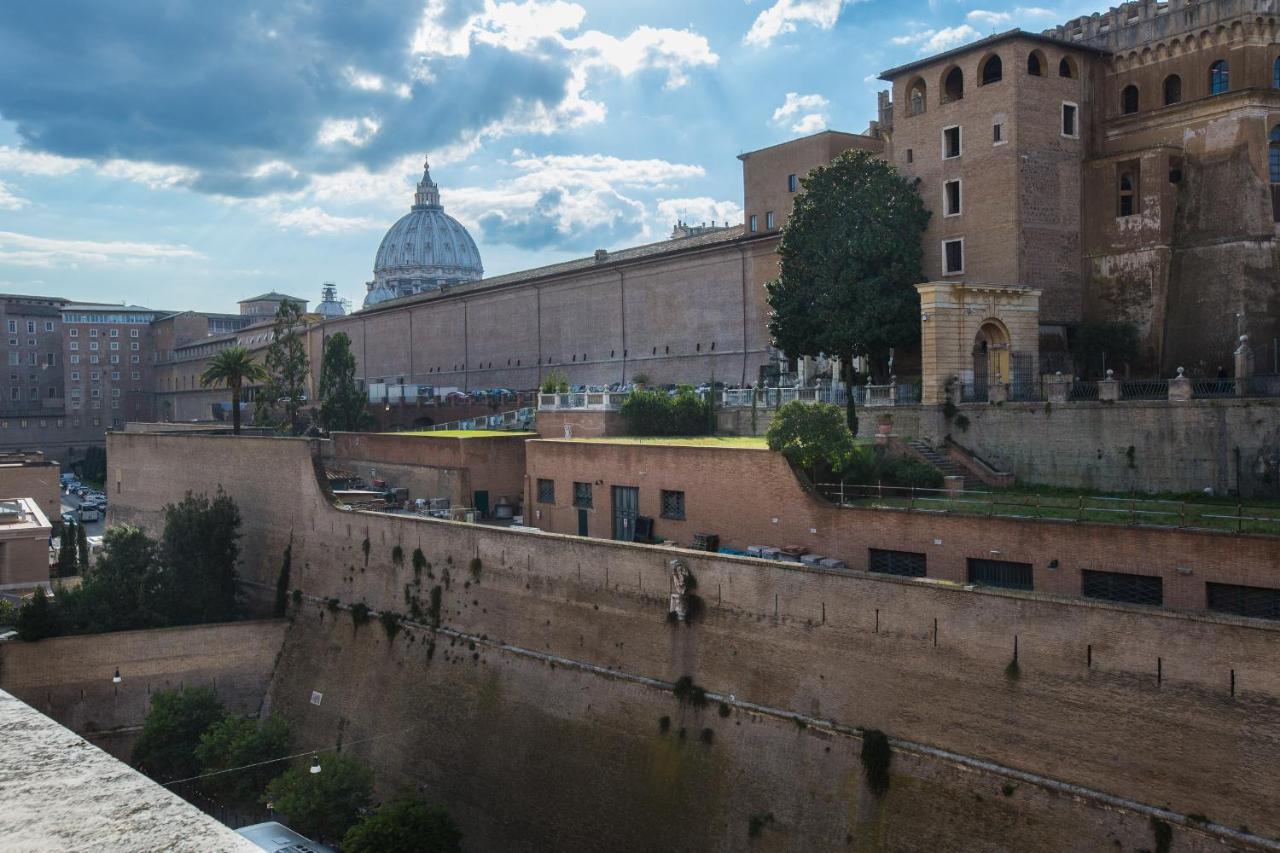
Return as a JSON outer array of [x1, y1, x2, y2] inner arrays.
[[447, 150, 706, 251], [772, 92, 830, 134], [0, 180, 28, 210], [0, 145, 194, 191], [744, 0, 856, 47], [656, 197, 743, 228], [966, 7, 1056, 27], [0, 231, 204, 268], [269, 206, 382, 236], [891, 24, 980, 54], [0, 0, 717, 200], [966, 9, 1011, 26]]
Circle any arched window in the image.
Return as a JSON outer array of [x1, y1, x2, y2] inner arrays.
[[1270, 124, 1280, 183], [1273, 56, 1280, 88], [1121, 85, 1139, 114], [980, 54, 1003, 85], [943, 66, 964, 102], [907, 78, 927, 116], [1027, 51, 1044, 76], [1209, 59, 1229, 95], [1163, 74, 1182, 105], [1059, 56, 1076, 78]]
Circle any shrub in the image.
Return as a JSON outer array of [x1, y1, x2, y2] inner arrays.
[[195, 712, 292, 805], [767, 401, 856, 477], [343, 797, 463, 853], [672, 675, 708, 708], [291, 588, 303, 605], [1151, 817, 1173, 853], [860, 729, 892, 798], [953, 413, 970, 431], [350, 602, 371, 627], [468, 557, 482, 581], [428, 586, 443, 625], [264, 753, 373, 843], [412, 548, 427, 575], [326, 597, 340, 612], [380, 610, 401, 641], [391, 544, 404, 565], [539, 369, 569, 394], [620, 386, 711, 436], [132, 687, 225, 783]]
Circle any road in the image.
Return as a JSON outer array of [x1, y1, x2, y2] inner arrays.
[[60, 492, 106, 539]]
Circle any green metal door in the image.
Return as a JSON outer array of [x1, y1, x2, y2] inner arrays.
[[473, 490, 489, 517]]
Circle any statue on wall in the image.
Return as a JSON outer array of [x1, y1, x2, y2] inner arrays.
[[669, 558, 690, 621]]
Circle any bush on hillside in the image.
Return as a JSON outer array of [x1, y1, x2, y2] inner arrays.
[[619, 385, 711, 436]]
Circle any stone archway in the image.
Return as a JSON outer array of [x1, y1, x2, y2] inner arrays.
[[973, 320, 1011, 400]]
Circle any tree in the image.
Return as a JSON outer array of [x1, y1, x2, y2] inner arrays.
[[766, 149, 930, 432], [539, 368, 569, 395], [200, 346, 268, 435], [258, 300, 310, 434], [132, 687, 225, 783], [619, 385, 711, 436], [55, 522, 77, 578], [317, 332, 369, 433], [59, 525, 159, 634], [195, 713, 292, 805], [264, 753, 373, 843], [15, 588, 59, 641], [76, 521, 90, 573], [1071, 320, 1140, 379], [766, 401, 858, 481], [149, 490, 242, 625], [78, 445, 107, 485], [343, 797, 463, 853]]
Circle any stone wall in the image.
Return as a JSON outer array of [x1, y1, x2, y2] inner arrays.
[[108, 431, 1280, 847], [922, 396, 1280, 496], [0, 620, 287, 758]]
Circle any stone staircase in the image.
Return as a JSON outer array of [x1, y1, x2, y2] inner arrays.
[[906, 440, 975, 491]]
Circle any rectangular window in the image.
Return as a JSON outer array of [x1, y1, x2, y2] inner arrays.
[[572, 482, 593, 509], [28, 387, 37, 401], [111, 388, 121, 397], [110, 355, 119, 364], [110, 341, 119, 350], [44, 321, 53, 332], [967, 558, 1033, 590], [91, 388, 101, 398], [906, 148, 913, 164], [1117, 159, 1140, 217], [749, 214, 758, 233], [8, 387, 17, 401], [765, 211, 775, 229], [5, 320, 13, 333], [90, 355, 99, 364], [5, 352, 17, 366], [91, 371, 99, 381], [89, 341, 98, 351], [1062, 102, 1078, 138], [537, 478, 555, 504], [90, 328, 98, 337], [787, 173, 798, 192], [69, 341, 78, 351], [130, 342, 139, 350], [131, 371, 140, 380], [943, 125, 961, 158], [69, 328, 77, 337], [869, 548, 927, 577], [943, 239, 964, 274], [44, 353, 55, 367], [1082, 570, 1163, 606], [109, 328, 118, 337], [70, 355, 79, 365], [993, 123, 1003, 143], [1206, 582, 1280, 620], [944, 180, 962, 216], [660, 490, 686, 520], [111, 371, 120, 380], [130, 329, 139, 338], [25, 321, 34, 334], [70, 372, 79, 381]]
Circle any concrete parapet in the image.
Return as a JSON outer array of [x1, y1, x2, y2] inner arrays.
[[1168, 368, 1192, 402], [1098, 374, 1120, 402], [1045, 372, 1071, 402]]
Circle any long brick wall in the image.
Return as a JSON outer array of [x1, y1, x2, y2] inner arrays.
[[107, 432, 1280, 846]]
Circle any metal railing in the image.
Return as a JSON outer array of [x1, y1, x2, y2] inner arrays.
[[422, 407, 535, 432], [537, 391, 626, 410], [716, 383, 921, 409], [1069, 381, 1099, 401], [1191, 378, 1236, 398], [1118, 379, 1168, 400], [813, 482, 1280, 535]]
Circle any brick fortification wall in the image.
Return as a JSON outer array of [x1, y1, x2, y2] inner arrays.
[[0, 620, 287, 759], [108, 432, 1280, 848], [919, 397, 1280, 496]]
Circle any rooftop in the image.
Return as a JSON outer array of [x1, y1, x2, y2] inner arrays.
[[544, 435, 770, 449], [878, 28, 1110, 80], [737, 129, 878, 160], [395, 429, 537, 439], [0, 689, 258, 852], [240, 292, 308, 304]]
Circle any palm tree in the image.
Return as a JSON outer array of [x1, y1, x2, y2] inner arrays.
[[200, 346, 268, 435]]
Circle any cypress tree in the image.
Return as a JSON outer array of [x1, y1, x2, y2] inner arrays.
[[76, 522, 90, 573]]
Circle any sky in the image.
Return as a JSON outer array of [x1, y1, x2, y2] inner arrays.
[[0, 0, 1097, 314]]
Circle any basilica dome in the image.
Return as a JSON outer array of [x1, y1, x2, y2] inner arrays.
[[363, 158, 483, 309]]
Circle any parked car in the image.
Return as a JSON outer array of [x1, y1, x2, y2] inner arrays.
[[59, 473, 76, 486], [77, 505, 100, 522], [61, 511, 76, 526]]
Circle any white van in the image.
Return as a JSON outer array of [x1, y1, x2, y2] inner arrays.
[[78, 505, 100, 522]]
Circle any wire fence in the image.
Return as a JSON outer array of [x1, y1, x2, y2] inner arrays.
[[814, 483, 1280, 536]]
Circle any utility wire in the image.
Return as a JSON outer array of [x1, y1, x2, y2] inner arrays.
[[160, 721, 426, 787]]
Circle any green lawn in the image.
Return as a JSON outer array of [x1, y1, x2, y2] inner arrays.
[[393, 429, 537, 438], [572, 435, 771, 448]]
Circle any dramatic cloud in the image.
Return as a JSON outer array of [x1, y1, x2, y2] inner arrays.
[[0, 1, 716, 199], [745, 0, 856, 46], [449, 151, 706, 252], [0, 231, 204, 268], [269, 207, 382, 236], [772, 92, 830, 134], [891, 25, 980, 54]]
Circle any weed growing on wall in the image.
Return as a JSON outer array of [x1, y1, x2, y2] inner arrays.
[[658, 716, 671, 733], [291, 589, 302, 605], [1004, 658, 1021, 681], [860, 729, 892, 798], [326, 598, 340, 612], [391, 544, 404, 566], [361, 536, 370, 566], [379, 611, 401, 641], [468, 557, 482, 582], [747, 812, 775, 838], [1151, 817, 1173, 853], [428, 586, 443, 626], [351, 602, 371, 628], [672, 676, 708, 708], [700, 728, 714, 745], [412, 548, 427, 576]]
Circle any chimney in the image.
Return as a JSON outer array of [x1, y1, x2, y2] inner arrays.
[[594, 249, 608, 262]]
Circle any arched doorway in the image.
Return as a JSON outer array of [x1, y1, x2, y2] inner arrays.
[[972, 321, 1011, 401]]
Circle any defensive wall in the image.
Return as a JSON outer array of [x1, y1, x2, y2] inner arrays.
[[106, 430, 1280, 849], [0, 620, 287, 759]]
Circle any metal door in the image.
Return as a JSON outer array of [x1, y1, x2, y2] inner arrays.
[[473, 490, 489, 518], [612, 486, 639, 542], [972, 350, 989, 402], [577, 509, 589, 537]]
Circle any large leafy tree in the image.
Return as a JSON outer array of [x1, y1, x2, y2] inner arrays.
[[343, 797, 463, 853], [148, 489, 242, 625], [766, 149, 930, 431], [55, 522, 77, 578], [258, 300, 311, 434], [766, 400, 858, 482], [57, 524, 159, 634], [201, 346, 268, 435], [264, 753, 374, 843], [132, 687, 226, 783], [317, 332, 369, 433], [195, 712, 292, 805]]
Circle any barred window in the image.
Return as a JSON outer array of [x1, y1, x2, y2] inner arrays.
[[660, 490, 685, 520], [869, 548, 926, 577], [1207, 582, 1280, 621], [537, 478, 555, 504], [967, 558, 1033, 590], [573, 482, 592, 509], [1082, 569, 1163, 606]]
